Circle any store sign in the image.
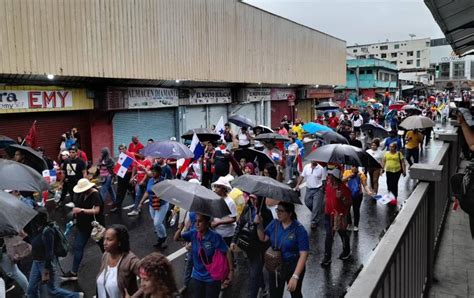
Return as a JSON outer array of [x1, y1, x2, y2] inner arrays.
[[271, 89, 296, 101], [244, 88, 271, 102], [0, 90, 72, 110], [440, 51, 465, 62], [127, 88, 178, 109], [186, 88, 232, 105], [305, 88, 334, 99]]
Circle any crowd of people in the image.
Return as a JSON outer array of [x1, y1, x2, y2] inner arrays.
[[0, 93, 460, 298]]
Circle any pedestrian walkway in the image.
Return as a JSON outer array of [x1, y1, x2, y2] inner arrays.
[[430, 160, 474, 298]]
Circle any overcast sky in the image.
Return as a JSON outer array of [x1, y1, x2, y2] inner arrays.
[[244, 0, 444, 45]]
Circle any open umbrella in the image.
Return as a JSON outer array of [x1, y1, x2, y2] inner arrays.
[[389, 103, 406, 111], [181, 128, 221, 142], [0, 190, 38, 237], [451, 172, 474, 238], [401, 105, 422, 115], [232, 175, 301, 204], [458, 107, 474, 127], [360, 123, 389, 139], [302, 122, 332, 134], [228, 114, 255, 128], [315, 130, 349, 145], [400, 116, 436, 130], [5, 144, 48, 173], [0, 135, 15, 149], [305, 144, 381, 168], [0, 159, 49, 192], [254, 133, 289, 142], [233, 148, 275, 170], [152, 180, 230, 218], [253, 125, 274, 134], [140, 140, 194, 159], [314, 101, 340, 110]]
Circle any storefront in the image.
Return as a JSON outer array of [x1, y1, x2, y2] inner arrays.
[[0, 86, 94, 160], [231, 88, 271, 127], [297, 87, 335, 122], [107, 87, 179, 155], [270, 89, 295, 128]]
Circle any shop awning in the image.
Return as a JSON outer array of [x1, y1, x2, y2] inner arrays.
[[424, 0, 474, 56]]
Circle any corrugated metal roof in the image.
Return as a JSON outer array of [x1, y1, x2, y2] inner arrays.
[[425, 0, 474, 56]]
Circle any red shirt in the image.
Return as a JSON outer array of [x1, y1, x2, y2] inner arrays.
[[128, 142, 144, 155], [325, 181, 351, 215], [135, 159, 152, 183], [328, 116, 339, 129], [78, 150, 88, 162]]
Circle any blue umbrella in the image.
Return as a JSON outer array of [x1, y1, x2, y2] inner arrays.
[[140, 140, 194, 159], [302, 122, 332, 134]]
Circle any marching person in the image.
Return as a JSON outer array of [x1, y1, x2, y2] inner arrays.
[[381, 143, 406, 200], [59, 146, 87, 206], [95, 147, 117, 211], [211, 176, 237, 248], [366, 139, 384, 194], [404, 129, 423, 166], [115, 144, 135, 210]]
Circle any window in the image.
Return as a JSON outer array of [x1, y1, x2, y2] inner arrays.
[[407, 60, 413, 65], [416, 50, 421, 58], [391, 61, 397, 65], [426, 41, 431, 47], [391, 74, 397, 82], [416, 59, 421, 67], [384, 73, 390, 81], [400, 52, 404, 55], [361, 47, 368, 53], [359, 70, 366, 75], [391, 52, 397, 58], [369, 54, 375, 58], [349, 70, 355, 74], [380, 45, 388, 50], [407, 51, 414, 57], [440, 62, 450, 79], [353, 49, 358, 53], [381, 53, 387, 58], [358, 55, 367, 59], [394, 44, 400, 49], [453, 61, 465, 79], [366, 70, 373, 74]]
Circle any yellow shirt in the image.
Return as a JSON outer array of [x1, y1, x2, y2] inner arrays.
[[291, 125, 304, 140], [384, 151, 404, 173], [405, 131, 423, 150], [342, 170, 367, 185]]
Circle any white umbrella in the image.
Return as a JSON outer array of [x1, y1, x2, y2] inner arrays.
[[400, 116, 435, 130]]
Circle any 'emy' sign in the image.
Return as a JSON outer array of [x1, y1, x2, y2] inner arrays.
[[0, 90, 73, 110]]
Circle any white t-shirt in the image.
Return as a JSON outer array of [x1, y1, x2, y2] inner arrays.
[[287, 143, 299, 156], [254, 139, 264, 149], [366, 148, 384, 164], [301, 164, 326, 189], [97, 265, 120, 298], [214, 196, 237, 238], [352, 115, 363, 127], [238, 132, 250, 146]]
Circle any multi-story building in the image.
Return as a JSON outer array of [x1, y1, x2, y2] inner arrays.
[[347, 38, 431, 71]]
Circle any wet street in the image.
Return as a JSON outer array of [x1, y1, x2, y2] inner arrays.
[[11, 129, 447, 298]]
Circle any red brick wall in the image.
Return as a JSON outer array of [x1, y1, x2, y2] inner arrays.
[[90, 111, 114, 164]]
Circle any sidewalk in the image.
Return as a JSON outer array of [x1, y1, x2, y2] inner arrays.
[[430, 160, 474, 298]]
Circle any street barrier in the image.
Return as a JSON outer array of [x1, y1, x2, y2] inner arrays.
[[346, 127, 461, 298]]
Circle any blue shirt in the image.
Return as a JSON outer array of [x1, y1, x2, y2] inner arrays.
[[384, 137, 402, 151], [182, 229, 229, 282], [264, 219, 309, 263], [161, 164, 173, 180], [146, 177, 167, 207]]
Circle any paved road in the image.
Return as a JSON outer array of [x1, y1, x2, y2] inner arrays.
[[9, 131, 446, 298]]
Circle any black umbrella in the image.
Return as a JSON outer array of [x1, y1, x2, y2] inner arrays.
[[360, 123, 389, 139], [0, 159, 49, 192], [253, 125, 274, 134], [140, 141, 194, 159], [451, 172, 474, 238], [0, 190, 38, 237], [233, 148, 275, 170], [458, 108, 474, 128], [315, 130, 349, 145], [232, 175, 301, 204], [314, 101, 340, 110], [5, 144, 48, 173], [181, 128, 221, 142], [305, 144, 381, 168], [152, 180, 231, 218], [401, 105, 422, 115], [0, 135, 15, 149], [228, 114, 255, 128], [254, 133, 290, 142]]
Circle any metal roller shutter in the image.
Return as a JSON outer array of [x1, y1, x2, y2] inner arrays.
[[208, 104, 228, 127], [229, 103, 258, 126], [296, 99, 314, 123], [271, 101, 292, 129], [183, 106, 207, 131], [113, 109, 177, 155]]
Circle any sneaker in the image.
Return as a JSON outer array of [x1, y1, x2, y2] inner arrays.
[[347, 224, 353, 231], [110, 207, 119, 213], [320, 256, 331, 267], [78, 292, 84, 298], [61, 271, 78, 281], [5, 283, 15, 293], [339, 250, 351, 260], [353, 226, 359, 232], [127, 210, 139, 216]]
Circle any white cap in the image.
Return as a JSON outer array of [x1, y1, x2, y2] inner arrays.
[[61, 151, 70, 156]]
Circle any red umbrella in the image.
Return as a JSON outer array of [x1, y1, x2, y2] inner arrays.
[[428, 96, 436, 103], [389, 103, 406, 111]]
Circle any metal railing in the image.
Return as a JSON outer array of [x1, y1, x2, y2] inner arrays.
[[346, 127, 461, 298]]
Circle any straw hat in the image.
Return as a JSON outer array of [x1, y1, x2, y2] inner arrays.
[[73, 178, 95, 193]]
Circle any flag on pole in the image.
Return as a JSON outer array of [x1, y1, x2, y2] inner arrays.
[[42, 169, 57, 184], [113, 153, 134, 178], [24, 121, 38, 148], [215, 116, 225, 140], [178, 133, 204, 175]]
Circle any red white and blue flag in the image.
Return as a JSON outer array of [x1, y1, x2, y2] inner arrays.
[[178, 133, 204, 175], [114, 153, 134, 178], [42, 169, 57, 184]]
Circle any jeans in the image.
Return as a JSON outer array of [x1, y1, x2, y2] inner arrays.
[[72, 229, 91, 273], [347, 192, 363, 227], [247, 251, 265, 298], [27, 260, 79, 298], [386, 171, 402, 198], [99, 175, 116, 204], [116, 172, 132, 208], [286, 155, 297, 181], [268, 261, 305, 298], [184, 251, 193, 287], [324, 214, 350, 258], [0, 254, 29, 292], [149, 202, 169, 239], [405, 148, 419, 166], [304, 187, 325, 225], [189, 278, 221, 298], [133, 183, 145, 210]]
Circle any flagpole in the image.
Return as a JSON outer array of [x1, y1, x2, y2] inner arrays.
[[21, 120, 37, 146]]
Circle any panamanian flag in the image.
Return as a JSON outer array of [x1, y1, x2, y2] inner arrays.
[[114, 153, 134, 178], [178, 133, 204, 175], [42, 169, 57, 184]]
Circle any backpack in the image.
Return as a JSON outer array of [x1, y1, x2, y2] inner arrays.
[[347, 174, 361, 197], [43, 222, 70, 258]]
